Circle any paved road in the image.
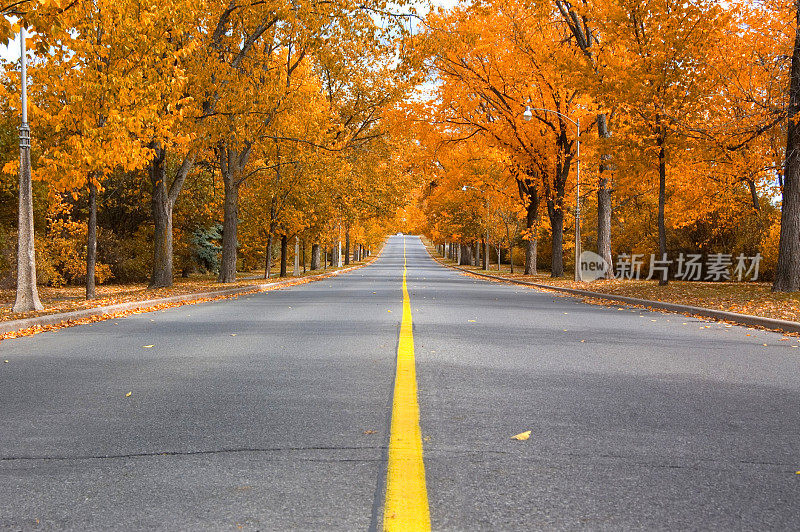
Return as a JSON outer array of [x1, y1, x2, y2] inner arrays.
[[1, 235, 799, 530]]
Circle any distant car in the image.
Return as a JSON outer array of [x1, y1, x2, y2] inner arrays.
[[396, 232, 403, 236]]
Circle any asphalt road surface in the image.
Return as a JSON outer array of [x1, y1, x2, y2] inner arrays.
[[1, 235, 799, 530]]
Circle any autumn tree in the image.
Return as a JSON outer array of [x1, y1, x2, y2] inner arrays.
[[422, 0, 586, 276], [596, 0, 730, 284], [32, 0, 163, 298]]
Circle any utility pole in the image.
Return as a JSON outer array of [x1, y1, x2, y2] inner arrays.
[[13, 26, 43, 313]]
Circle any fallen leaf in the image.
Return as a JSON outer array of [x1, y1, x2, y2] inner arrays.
[[387, 310, 392, 313], [125, 392, 132, 397], [468, 319, 477, 322], [230, 334, 237, 337], [142, 345, 154, 348], [3, 359, 8, 363], [511, 430, 531, 441], [363, 430, 376, 435]]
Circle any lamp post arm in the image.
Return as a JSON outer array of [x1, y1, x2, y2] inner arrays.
[[527, 107, 580, 130]]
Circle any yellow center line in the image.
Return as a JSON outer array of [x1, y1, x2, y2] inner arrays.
[[383, 237, 431, 531]]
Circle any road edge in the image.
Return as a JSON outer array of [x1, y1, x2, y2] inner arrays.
[[424, 247, 800, 335], [1, 240, 388, 338]]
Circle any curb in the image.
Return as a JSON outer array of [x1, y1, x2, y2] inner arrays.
[[431, 253, 800, 335], [0, 251, 381, 337]]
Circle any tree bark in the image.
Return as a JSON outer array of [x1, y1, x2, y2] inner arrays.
[[311, 243, 321, 270], [280, 234, 288, 277], [518, 174, 539, 276], [149, 145, 195, 288], [547, 200, 564, 277], [302, 239, 307, 273], [597, 113, 614, 278], [149, 146, 172, 288], [460, 243, 471, 266], [264, 232, 273, 279], [86, 180, 97, 300], [344, 229, 350, 265], [217, 143, 251, 283], [657, 133, 669, 286], [775, 0, 800, 292], [218, 171, 239, 283], [12, 135, 43, 312], [293, 235, 300, 276]]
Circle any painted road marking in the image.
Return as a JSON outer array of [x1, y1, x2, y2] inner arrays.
[[384, 237, 431, 531]]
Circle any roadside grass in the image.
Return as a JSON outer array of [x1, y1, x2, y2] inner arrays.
[[0, 260, 369, 323], [428, 250, 800, 323]]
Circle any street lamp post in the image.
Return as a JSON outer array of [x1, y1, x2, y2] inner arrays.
[[461, 185, 490, 270], [13, 26, 43, 312], [523, 105, 581, 281]]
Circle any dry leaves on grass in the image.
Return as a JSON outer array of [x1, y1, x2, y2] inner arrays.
[[429, 252, 800, 324]]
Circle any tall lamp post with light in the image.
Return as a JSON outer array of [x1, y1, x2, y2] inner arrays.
[[523, 105, 582, 281], [461, 185, 490, 270], [13, 26, 43, 312]]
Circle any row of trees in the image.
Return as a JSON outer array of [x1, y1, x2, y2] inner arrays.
[[407, 0, 797, 290], [2, 0, 422, 311]]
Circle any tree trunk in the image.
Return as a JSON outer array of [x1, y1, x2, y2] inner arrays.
[[482, 238, 488, 269], [149, 145, 194, 288], [218, 172, 239, 283], [657, 134, 668, 286], [150, 146, 173, 288], [280, 235, 288, 277], [12, 133, 42, 312], [775, 0, 800, 292], [522, 184, 539, 276], [302, 239, 307, 273], [217, 143, 250, 284], [547, 200, 564, 277], [264, 232, 273, 279], [344, 229, 350, 265], [597, 113, 614, 278], [293, 235, 300, 276], [86, 180, 97, 300], [311, 243, 321, 270]]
